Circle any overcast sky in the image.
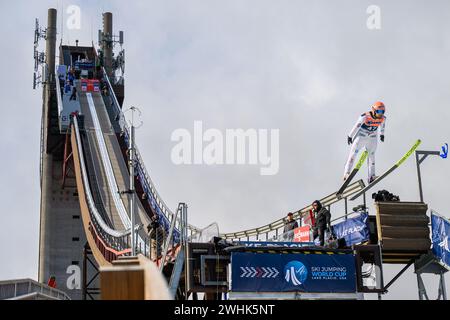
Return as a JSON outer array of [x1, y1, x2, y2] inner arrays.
[[0, 0, 449, 299]]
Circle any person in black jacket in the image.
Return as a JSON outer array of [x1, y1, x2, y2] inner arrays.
[[147, 215, 166, 260], [283, 212, 298, 241], [312, 200, 331, 246], [69, 85, 77, 101]]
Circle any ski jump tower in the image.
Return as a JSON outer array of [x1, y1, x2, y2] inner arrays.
[[37, 9, 125, 299], [37, 8, 88, 299]]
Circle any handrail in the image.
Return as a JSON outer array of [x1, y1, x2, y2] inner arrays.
[[88, 221, 131, 261], [55, 72, 64, 120], [0, 278, 71, 300], [160, 203, 183, 271], [330, 210, 366, 224], [259, 210, 368, 243], [188, 222, 219, 242]]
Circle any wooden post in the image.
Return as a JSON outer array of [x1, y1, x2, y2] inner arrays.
[[100, 254, 171, 300]]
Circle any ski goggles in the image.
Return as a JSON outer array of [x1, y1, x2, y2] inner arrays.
[[375, 109, 385, 114]]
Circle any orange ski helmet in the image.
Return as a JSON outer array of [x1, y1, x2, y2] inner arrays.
[[372, 101, 385, 115]]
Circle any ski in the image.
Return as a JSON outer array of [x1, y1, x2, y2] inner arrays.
[[349, 139, 422, 201], [336, 150, 368, 198]]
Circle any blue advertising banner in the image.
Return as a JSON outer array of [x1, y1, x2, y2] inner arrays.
[[231, 252, 356, 293], [431, 212, 450, 269], [236, 241, 314, 248], [332, 212, 369, 247]]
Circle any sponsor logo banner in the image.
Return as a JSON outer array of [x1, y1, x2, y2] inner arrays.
[[236, 241, 314, 248], [432, 212, 450, 269], [231, 252, 356, 293], [332, 212, 369, 246], [294, 226, 311, 242]]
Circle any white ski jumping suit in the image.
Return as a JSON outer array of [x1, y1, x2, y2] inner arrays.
[[344, 112, 386, 179]]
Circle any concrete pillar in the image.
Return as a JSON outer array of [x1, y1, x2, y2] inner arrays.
[[38, 76, 54, 283], [39, 7, 57, 284], [45, 8, 57, 83], [102, 12, 113, 78], [38, 154, 52, 283]]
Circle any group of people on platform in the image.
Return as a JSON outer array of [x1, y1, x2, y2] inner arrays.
[[283, 200, 331, 247], [58, 67, 77, 101]]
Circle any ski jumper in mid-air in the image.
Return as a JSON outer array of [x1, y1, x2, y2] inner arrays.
[[343, 101, 386, 183]]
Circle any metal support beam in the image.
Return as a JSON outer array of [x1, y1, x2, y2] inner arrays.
[[363, 192, 366, 210], [169, 249, 185, 299], [183, 204, 189, 300], [416, 271, 447, 300], [377, 243, 384, 294], [344, 197, 348, 220], [439, 271, 447, 300], [415, 152, 424, 202], [417, 273, 429, 300], [383, 259, 414, 292], [415, 149, 444, 202], [62, 132, 73, 188], [160, 203, 181, 272], [418, 154, 429, 165], [82, 243, 100, 300], [127, 111, 138, 256]]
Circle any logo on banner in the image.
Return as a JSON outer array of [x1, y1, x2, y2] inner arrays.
[[240, 267, 279, 278], [311, 266, 349, 280], [231, 253, 356, 293], [432, 212, 450, 269], [284, 261, 308, 286], [294, 226, 311, 242], [438, 237, 449, 252], [332, 212, 369, 247], [340, 225, 364, 237]]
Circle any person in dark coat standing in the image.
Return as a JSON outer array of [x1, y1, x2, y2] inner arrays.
[[283, 212, 298, 241], [147, 215, 166, 260], [69, 85, 77, 101], [312, 200, 331, 246]]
